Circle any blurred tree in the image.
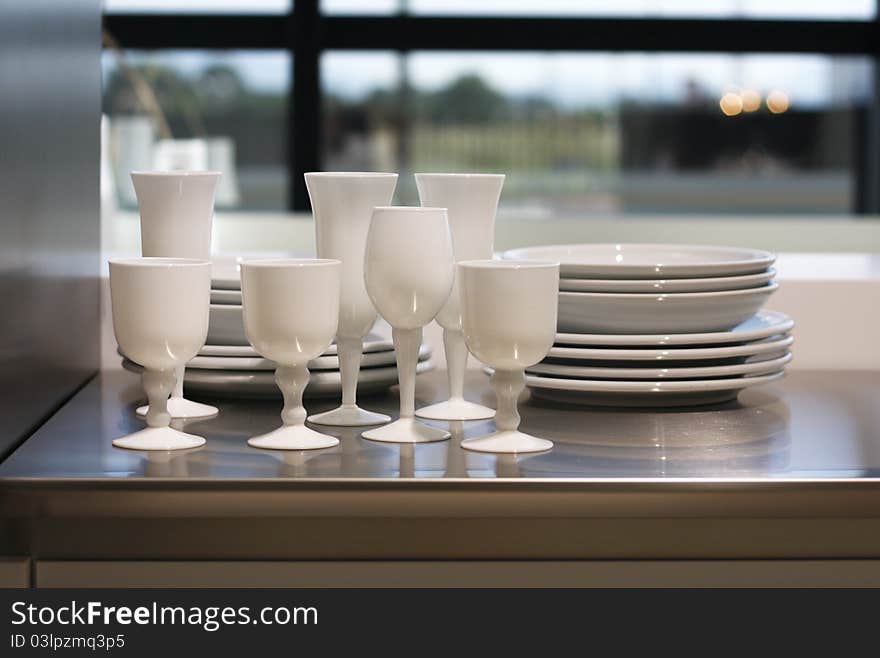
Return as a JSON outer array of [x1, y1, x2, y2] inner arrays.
[[419, 74, 509, 124], [196, 64, 245, 106], [104, 64, 203, 134], [104, 60, 288, 167]]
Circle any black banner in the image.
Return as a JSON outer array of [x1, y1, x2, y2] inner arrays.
[[0, 588, 868, 655]]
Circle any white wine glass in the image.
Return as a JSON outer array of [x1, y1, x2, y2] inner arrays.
[[361, 207, 454, 443]]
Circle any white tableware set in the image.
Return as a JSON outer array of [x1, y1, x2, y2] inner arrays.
[[127, 170, 222, 422], [186, 172, 434, 401], [161, 251, 435, 400], [111, 170, 561, 454], [500, 243, 794, 407]]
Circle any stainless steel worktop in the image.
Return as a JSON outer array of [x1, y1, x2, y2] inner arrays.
[[2, 367, 880, 562]]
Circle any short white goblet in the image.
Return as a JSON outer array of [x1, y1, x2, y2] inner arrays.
[[362, 207, 454, 443], [132, 170, 221, 421], [241, 258, 342, 450], [458, 260, 560, 454], [414, 173, 504, 421], [304, 172, 399, 427], [109, 257, 211, 451]]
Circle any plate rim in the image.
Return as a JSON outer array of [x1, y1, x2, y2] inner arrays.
[[547, 334, 794, 361], [554, 310, 794, 347], [199, 336, 394, 357], [558, 281, 777, 301], [527, 352, 791, 380], [188, 344, 430, 370], [523, 369, 786, 393], [503, 243, 776, 278], [122, 358, 432, 384], [558, 268, 776, 293]]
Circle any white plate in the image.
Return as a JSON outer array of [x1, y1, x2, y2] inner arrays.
[[207, 303, 246, 345], [555, 310, 793, 347], [527, 352, 791, 380], [189, 344, 431, 371], [558, 268, 775, 293], [211, 289, 242, 305], [548, 334, 793, 362], [211, 302, 392, 345], [122, 358, 434, 398], [557, 283, 777, 334], [503, 243, 775, 279], [525, 370, 785, 407], [211, 252, 301, 290], [199, 333, 393, 357], [211, 255, 243, 290]]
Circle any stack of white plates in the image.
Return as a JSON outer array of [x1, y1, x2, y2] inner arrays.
[[500, 244, 792, 407], [121, 255, 434, 398]]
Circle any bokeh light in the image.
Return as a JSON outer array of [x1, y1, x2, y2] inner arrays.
[[766, 89, 790, 113], [741, 89, 761, 112], [719, 92, 743, 116]]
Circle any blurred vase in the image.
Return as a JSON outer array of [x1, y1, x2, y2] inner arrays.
[[207, 137, 240, 207], [109, 115, 154, 207], [153, 138, 209, 172]]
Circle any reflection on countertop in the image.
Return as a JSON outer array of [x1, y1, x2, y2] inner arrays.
[[3, 367, 880, 481]]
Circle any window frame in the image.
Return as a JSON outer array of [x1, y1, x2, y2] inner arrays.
[[103, 0, 880, 213]]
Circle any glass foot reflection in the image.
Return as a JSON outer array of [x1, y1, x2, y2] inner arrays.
[[362, 417, 450, 444], [308, 404, 391, 426], [415, 398, 495, 421], [248, 425, 340, 451], [137, 397, 219, 420], [461, 430, 552, 454], [113, 426, 206, 451]]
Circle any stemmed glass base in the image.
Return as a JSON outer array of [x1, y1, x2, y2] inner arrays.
[[362, 417, 450, 444], [248, 364, 339, 451], [115, 368, 207, 451], [248, 425, 339, 451], [415, 329, 494, 421], [113, 426, 206, 451], [416, 398, 495, 421], [136, 366, 218, 419], [461, 430, 552, 454], [136, 397, 219, 420], [362, 327, 451, 444], [307, 336, 390, 426], [461, 368, 554, 454], [308, 405, 390, 427]]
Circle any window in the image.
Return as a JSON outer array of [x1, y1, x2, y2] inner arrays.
[[102, 49, 290, 210], [324, 51, 872, 214], [103, 1, 880, 215]]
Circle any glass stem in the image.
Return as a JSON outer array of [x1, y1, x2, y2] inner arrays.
[[491, 368, 525, 432], [172, 364, 185, 399], [143, 368, 175, 428], [277, 364, 309, 427], [392, 327, 422, 419], [443, 327, 468, 402], [337, 335, 362, 408]]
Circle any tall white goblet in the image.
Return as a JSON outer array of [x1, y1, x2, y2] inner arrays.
[[109, 258, 211, 451], [131, 170, 221, 420], [362, 207, 454, 443], [458, 260, 559, 454], [304, 172, 399, 427], [241, 258, 342, 450], [414, 173, 504, 421]]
